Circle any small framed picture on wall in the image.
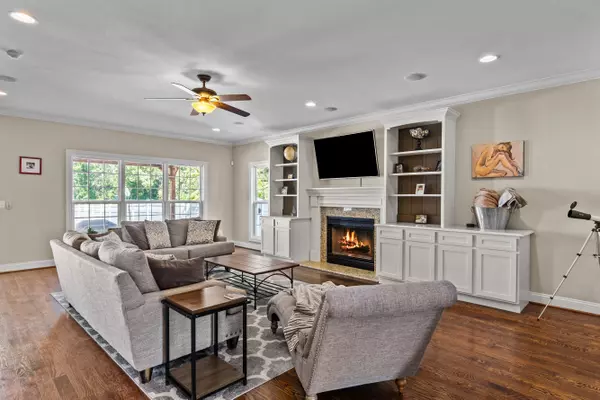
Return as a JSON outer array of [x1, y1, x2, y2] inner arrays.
[[19, 156, 42, 175]]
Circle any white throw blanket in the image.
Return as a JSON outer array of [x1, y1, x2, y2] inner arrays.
[[283, 281, 339, 353]]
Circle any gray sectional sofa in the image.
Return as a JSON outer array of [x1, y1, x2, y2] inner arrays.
[[50, 219, 239, 383]]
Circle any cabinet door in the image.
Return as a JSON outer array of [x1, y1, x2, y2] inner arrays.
[[437, 245, 473, 294], [474, 249, 517, 303], [275, 228, 291, 258], [377, 238, 403, 280], [261, 225, 274, 255], [404, 242, 436, 282]]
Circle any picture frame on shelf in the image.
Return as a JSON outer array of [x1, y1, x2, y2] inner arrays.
[[415, 214, 428, 224], [394, 162, 404, 174], [280, 186, 288, 195], [287, 173, 294, 179], [19, 156, 42, 175], [415, 183, 425, 195]]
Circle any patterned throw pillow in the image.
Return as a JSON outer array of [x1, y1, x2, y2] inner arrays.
[[186, 220, 218, 245], [144, 221, 172, 250]]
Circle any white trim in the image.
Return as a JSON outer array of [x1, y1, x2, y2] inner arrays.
[[0, 108, 232, 146], [233, 241, 262, 251], [307, 186, 385, 209], [66, 150, 207, 231], [0, 259, 54, 273], [529, 292, 600, 316], [234, 68, 600, 145]]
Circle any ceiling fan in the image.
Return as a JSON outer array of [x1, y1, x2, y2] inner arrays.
[[145, 74, 251, 117]]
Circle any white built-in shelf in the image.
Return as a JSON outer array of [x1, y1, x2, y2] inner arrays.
[[389, 194, 442, 198], [275, 194, 298, 197], [390, 148, 442, 157], [274, 178, 298, 182], [274, 162, 298, 167], [390, 171, 442, 177]]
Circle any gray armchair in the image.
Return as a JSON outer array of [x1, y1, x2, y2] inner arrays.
[[267, 281, 457, 399]]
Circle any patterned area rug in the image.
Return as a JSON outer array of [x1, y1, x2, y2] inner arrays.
[[51, 291, 293, 399]]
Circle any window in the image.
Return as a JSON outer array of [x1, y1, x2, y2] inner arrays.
[[68, 151, 205, 233], [250, 162, 269, 242]]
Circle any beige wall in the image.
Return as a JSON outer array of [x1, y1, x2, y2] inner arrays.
[[0, 115, 233, 265], [232, 141, 269, 243], [455, 79, 600, 302]]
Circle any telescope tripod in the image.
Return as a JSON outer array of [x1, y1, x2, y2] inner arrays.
[[538, 222, 600, 320]]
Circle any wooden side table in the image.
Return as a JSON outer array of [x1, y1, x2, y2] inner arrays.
[[162, 286, 247, 399]]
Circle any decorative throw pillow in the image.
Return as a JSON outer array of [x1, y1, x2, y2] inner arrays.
[[165, 218, 191, 247], [186, 220, 218, 245], [146, 253, 176, 261], [63, 231, 90, 250], [98, 241, 159, 294], [147, 256, 206, 290], [193, 218, 221, 241], [93, 231, 123, 243], [144, 221, 172, 250], [123, 223, 150, 250], [80, 240, 102, 258]]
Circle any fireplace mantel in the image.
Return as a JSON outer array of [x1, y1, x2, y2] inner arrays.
[[307, 187, 385, 209]]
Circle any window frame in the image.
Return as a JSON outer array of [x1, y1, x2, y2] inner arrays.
[[66, 150, 207, 231], [249, 161, 269, 243]]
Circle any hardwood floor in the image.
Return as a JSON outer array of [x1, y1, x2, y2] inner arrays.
[[2, 253, 600, 399]]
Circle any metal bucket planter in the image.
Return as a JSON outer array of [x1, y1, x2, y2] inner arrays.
[[473, 207, 512, 230]]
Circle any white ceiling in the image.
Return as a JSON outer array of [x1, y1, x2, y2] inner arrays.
[[1, 0, 600, 144]]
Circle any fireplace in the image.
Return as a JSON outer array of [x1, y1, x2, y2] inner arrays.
[[326, 216, 375, 271]]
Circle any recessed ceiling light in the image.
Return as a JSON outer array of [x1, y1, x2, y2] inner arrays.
[[404, 72, 427, 81], [305, 101, 317, 108], [9, 11, 38, 25], [479, 54, 499, 63], [212, 128, 221, 132], [0, 91, 7, 96]]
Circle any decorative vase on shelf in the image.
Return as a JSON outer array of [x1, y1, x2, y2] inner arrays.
[[291, 205, 297, 217], [409, 127, 429, 150]]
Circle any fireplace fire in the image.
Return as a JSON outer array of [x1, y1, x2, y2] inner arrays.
[[327, 216, 375, 271]]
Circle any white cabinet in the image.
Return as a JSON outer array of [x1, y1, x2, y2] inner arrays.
[[437, 245, 473, 294], [474, 249, 518, 303], [375, 224, 532, 313], [404, 241, 436, 282], [377, 237, 403, 280], [261, 217, 310, 261], [275, 227, 290, 258]]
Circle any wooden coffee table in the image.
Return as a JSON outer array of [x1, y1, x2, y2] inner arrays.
[[204, 253, 299, 308], [162, 286, 247, 399]]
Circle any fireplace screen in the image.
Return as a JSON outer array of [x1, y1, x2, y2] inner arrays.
[[327, 216, 375, 271]]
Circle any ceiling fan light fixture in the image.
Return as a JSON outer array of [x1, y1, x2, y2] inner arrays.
[[9, 11, 38, 24], [192, 100, 216, 115]]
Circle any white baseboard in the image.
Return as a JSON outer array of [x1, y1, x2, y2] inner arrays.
[[233, 241, 261, 251], [0, 259, 55, 273], [529, 292, 600, 315]]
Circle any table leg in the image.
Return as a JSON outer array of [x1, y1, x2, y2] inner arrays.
[[191, 317, 196, 399], [243, 302, 247, 385], [213, 312, 219, 356], [253, 275, 258, 310], [163, 304, 170, 385]]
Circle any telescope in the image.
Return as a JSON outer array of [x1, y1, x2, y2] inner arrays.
[[567, 201, 600, 223]]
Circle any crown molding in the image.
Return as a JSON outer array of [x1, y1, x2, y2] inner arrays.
[[233, 68, 600, 146], [0, 108, 233, 146]]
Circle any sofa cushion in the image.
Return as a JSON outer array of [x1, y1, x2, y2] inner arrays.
[[145, 221, 172, 250], [146, 253, 176, 261], [98, 241, 159, 294], [144, 247, 189, 260], [80, 240, 102, 258], [186, 220, 218, 245], [147, 256, 206, 290], [165, 218, 191, 247], [122, 222, 150, 250], [63, 231, 90, 250], [93, 231, 123, 243], [187, 241, 235, 259]]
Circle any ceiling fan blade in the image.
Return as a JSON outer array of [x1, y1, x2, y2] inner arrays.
[[144, 98, 195, 101], [214, 101, 250, 117], [217, 94, 252, 102], [190, 109, 199, 116], [171, 82, 198, 97]]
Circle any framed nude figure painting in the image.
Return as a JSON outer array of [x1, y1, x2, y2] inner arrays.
[[472, 141, 524, 179]]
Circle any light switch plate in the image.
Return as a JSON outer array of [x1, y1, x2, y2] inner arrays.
[[0, 201, 5, 209]]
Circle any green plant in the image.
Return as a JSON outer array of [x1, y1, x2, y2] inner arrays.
[[87, 227, 98, 235]]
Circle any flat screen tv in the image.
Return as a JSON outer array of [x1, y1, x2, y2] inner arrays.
[[314, 131, 379, 179]]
